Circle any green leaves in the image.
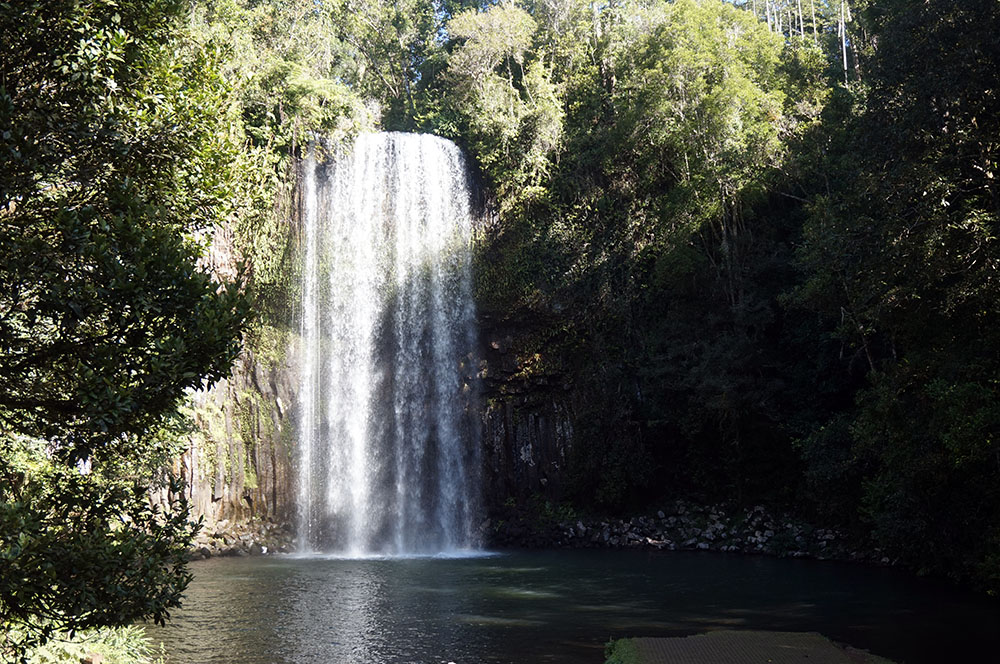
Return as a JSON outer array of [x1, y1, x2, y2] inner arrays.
[[1, 1, 250, 657], [441, 1, 563, 208], [1, 438, 197, 658], [606, 0, 787, 242], [789, 0, 1000, 588], [448, 2, 537, 77], [414, 2, 830, 512]]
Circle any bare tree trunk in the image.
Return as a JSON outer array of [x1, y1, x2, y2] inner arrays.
[[845, 1, 860, 80], [840, 1, 849, 84], [797, 0, 804, 36], [811, 0, 817, 42]]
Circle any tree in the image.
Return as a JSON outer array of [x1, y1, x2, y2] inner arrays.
[[420, 0, 826, 509], [334, 0, 439, 128], [441, 0, 564, 205], [1, 0, 248, 657], [794, 0, 1000, 587]]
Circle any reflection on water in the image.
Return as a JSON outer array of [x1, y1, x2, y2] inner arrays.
[[146, 550, 1000, 664]]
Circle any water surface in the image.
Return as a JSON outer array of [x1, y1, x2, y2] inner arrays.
[[147, 549, 1000, 663]]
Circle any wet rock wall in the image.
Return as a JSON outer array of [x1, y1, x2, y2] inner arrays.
[[177, 347, 297, 528], [478, 313, 576, 513]]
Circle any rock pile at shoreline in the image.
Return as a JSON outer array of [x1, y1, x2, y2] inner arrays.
[[489, 499, 888, 565], [187, 519, 294, 559]]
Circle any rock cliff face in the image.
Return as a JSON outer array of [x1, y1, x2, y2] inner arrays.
[[478, 312, 575, 513], [179, 168, 580, 539], [183, 309, 575, 537], [175, 177, 303, 535], [178, 347, 297, 528]]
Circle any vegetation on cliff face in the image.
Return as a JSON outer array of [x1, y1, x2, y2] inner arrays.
[[168, 0, 377, 533], [1, 0, 425, 654], [164, 0, 1000, 592], [791, 0, 1000, 586]]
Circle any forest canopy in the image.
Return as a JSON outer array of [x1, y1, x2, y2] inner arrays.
[[414, 0, 998, 591]]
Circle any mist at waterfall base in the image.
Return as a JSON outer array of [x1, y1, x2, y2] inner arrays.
[[296, 133, 480, 556]]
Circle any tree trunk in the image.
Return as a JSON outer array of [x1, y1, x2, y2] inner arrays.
[[811, 0, 817, 42], [840, 1, 849, 84]]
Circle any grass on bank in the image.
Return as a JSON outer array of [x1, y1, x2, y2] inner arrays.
[[605, 638, 642, 664]]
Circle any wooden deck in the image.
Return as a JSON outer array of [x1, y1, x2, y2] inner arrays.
[[608, 630, 896, 664]]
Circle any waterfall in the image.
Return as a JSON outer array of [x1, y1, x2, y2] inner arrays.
[[296, 133, 481, 556]]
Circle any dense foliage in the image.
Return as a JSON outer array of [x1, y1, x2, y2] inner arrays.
[[1, 0, 251, 658], [792, 0, 1000, 586], [398, 0, 999, 591]]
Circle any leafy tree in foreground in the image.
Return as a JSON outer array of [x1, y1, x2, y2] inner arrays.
[[1, 0, 248, 657]]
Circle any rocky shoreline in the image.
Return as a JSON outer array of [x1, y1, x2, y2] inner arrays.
[[487, 499, 890, 566], [188, 500, 889, 568], [187, 519, 295, 559]]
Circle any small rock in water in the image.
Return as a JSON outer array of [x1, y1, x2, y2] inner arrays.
[[657, 510, 666, 519]]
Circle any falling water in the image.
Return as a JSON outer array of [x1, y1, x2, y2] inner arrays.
[[296, 133, 480, 556]]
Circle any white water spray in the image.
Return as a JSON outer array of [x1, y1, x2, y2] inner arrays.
[[296, 133, 480, 555]]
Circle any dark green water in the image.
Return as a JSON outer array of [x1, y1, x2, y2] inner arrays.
[[146, 549, 999, 663]]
